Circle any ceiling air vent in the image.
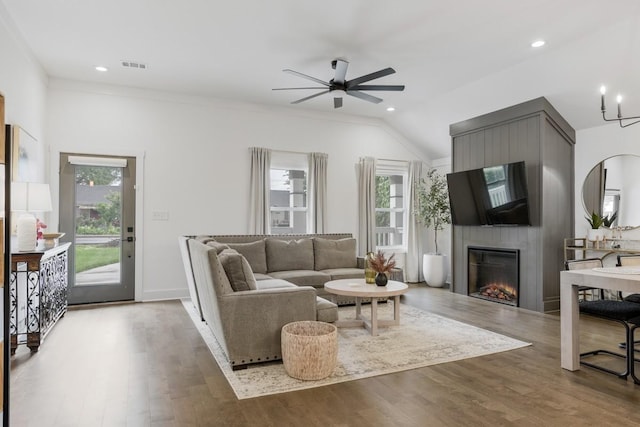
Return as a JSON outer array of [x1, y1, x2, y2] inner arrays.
[[121, 60, 148, 70]]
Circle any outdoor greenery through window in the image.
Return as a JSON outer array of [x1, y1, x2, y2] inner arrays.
[[375, 171, 406, 249], [75, 165, 122, 273]]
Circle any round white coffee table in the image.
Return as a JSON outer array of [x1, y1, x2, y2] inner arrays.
[[324, 279, 408, 336]]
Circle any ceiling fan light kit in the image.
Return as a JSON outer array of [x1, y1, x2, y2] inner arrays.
[[273, 59, 404, 108]]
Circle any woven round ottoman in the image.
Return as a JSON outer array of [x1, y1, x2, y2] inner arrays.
[[281, 321, 338, 380]]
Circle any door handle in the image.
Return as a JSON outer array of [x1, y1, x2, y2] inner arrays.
[[122, 236, 135, 242]]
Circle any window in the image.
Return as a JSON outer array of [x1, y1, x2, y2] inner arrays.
[[484, 165, 508, 208], [375, 163, 407, 249], [270, 153, 307, 234], [603, 191, 619, 226]]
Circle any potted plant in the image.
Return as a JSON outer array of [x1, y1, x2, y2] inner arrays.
[[586, 211, 606, 241], [367, 250, 396, 286], [603, 211, 618, 228], [415, 168, 451, 287]]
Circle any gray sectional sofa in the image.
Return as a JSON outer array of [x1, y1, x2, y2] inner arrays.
[[206, 233, 367, 303], [179, 233, 366, 369]]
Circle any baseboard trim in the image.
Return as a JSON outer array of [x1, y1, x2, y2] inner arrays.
[[141, 289, 190, 302]]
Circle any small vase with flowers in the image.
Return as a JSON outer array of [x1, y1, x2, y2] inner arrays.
[[367, 250, 396, 286]]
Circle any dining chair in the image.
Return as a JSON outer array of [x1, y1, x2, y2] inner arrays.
[[565, 258, 605, 301], [618, 254, 640, 302], [580, 258, 640, 382], [617, 255, 640, 352], [627, 315, 640, 384]]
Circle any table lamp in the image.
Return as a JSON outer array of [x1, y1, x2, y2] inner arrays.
[[12, 182, 53, 252]]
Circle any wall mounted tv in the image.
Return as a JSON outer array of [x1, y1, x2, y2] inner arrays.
[[446, 161, 531, 226]]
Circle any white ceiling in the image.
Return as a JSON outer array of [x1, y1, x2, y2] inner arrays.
[[4, 0, 640, 159]]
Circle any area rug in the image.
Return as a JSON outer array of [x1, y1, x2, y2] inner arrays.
[[181, 299, 530, 400]]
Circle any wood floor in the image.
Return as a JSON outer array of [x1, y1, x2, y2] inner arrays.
[[9, 285, 640, 426]]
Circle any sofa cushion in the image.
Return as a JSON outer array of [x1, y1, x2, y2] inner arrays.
[[253, 273, 273, 281], [254, 278, 298, 290], [205, 240, 230, 254], [316, 296, 338, 323], [267, 270, 331, 288], [266, 238, 314, 272], [217, 249, 257, 292], [313, 237, 357, 270], [321, 267, 365, 281], [227, 240, 268, 274]]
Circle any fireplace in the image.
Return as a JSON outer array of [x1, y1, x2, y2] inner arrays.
[[468, 246, 519, 306]]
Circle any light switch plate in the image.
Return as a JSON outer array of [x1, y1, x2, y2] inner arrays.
[[152, 211, 169, 221]]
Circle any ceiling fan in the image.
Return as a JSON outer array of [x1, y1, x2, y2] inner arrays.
[[273, 59, 405, 108]]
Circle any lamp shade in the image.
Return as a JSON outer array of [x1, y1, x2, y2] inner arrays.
[[11, 182, 53, 252], [11, 182, 53, 212]]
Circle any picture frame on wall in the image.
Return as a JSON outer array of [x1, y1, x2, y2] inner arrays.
[[10, 125, 43, 183]]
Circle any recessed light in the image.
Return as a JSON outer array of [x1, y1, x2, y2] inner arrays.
[[531, 40, 545, 48], [386, 107, 396, 112], [95, 66, 108, 72]]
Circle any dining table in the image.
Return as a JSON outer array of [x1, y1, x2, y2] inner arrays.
[[560, 266, 640, 371]]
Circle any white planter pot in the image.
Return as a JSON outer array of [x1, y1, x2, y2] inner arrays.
[[587, 228, 606, 241], [422, 254, 448, 288]]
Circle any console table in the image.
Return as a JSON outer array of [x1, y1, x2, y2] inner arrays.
[[564, 237, 640, 262], [10, 243, 71, 354]]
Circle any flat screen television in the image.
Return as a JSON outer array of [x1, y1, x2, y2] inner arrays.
[[446, 161, 531, 226]]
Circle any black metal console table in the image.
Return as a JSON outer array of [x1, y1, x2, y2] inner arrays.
[[10, 242, 71, 354]]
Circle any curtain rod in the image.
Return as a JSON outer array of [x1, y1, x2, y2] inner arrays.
[[249, 147, 319, 156], [377, 158, 410, 164], [273, 149, 310, 155]]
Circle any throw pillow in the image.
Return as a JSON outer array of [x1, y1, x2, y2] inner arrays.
[[205, 240, 230, 254], [265, 238, 314, 272], [217, 249, 257, 292], [227, 239, 268, 274], [313, 237, 357, 270]]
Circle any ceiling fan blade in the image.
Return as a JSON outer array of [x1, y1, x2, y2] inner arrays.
[[291, 90, 331, 104], [349, 84, 405, 91], [333, 59, 349, 85], [346, 68, 395, 88], [272, 87, 328, 91], [346, 90, 383, 104], [334, 97, 343, 108], [283, 69, 330, 87]]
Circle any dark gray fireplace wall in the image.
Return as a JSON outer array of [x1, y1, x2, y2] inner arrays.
[[449, 97, 575, 313]]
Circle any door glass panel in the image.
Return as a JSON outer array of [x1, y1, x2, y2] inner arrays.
[[74, 165, 122, 286]]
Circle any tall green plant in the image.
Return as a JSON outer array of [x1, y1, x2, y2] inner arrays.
[[415, 169, 451, 254]]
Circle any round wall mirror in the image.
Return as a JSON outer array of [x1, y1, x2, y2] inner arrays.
[[582, 154, 640, 228]]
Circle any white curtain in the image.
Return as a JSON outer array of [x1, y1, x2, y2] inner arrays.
[[406, 160, 424, 282], [249, 147, 271, 234], [308, 152, 328, 233], [356, 156, 376, 255]]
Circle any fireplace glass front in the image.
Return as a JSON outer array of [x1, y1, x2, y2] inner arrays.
[[468, 246, 519, 306]]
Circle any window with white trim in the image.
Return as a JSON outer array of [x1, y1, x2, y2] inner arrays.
[[375, 162, 407, 249], [270, 152, 307, 234]]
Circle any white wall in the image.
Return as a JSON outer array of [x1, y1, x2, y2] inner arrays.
[[575, 122, 640, 239], [0, 3, 48, 163], [46, 79, 430, 300]]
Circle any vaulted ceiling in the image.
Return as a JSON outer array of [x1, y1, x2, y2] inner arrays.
[[3, 0, 640, 159]]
